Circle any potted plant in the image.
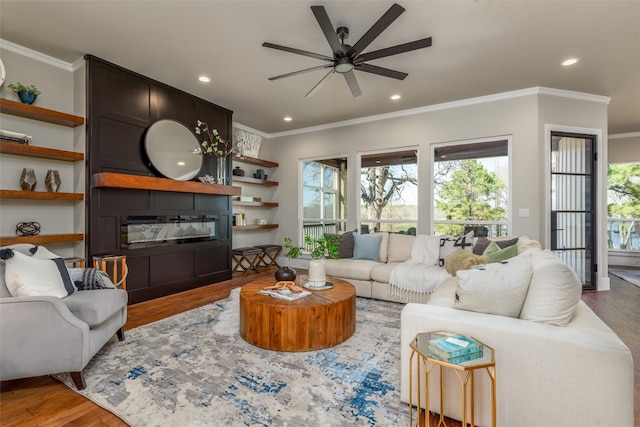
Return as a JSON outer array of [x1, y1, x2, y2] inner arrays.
[[8, 82, 41, 105], [278, 235, 342, 285]]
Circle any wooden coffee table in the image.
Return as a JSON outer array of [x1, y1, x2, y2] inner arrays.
[[239, 277, 356, 352]]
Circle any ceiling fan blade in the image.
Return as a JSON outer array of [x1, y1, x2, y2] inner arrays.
[[343, 71, 362, 97], [355, 37, 432, 63], [262, 42, 334, 62], [357, 63, 408, 80], [311, 5, 344, 55], [305, 70, 335, 98], [347, 3, 405, 58], [268, 64, 333, 81]]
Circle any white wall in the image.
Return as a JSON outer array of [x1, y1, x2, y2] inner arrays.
[[0, 47, 85, 257], [259, 88, 611, 289]]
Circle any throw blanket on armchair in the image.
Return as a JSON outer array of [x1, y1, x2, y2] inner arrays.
[[390, 235, 451, 302]]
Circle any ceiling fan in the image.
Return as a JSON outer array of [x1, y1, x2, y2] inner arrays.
[[262, 3, 432, 98]]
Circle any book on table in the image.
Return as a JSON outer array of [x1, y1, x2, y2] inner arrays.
[[258, 289, 311, 301], [428, 334, 483, 361]]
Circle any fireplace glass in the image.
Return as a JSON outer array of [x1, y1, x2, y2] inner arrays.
[[121, 215, 217, 249]]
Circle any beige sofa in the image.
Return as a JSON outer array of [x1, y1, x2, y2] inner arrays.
[[324, 232, 419, 302], [400, 250, 635, 427]]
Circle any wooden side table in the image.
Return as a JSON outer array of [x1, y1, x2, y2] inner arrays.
[[409, 331, 496, 427], [93, 255, 128, 290]]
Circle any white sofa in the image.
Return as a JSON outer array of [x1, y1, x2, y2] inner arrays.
[[400, 251, 634, 426], [324, 232, 418, 302]]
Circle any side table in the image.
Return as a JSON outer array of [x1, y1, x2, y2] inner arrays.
[[93, 255, 128, 290], [409, 331, 496, 427]]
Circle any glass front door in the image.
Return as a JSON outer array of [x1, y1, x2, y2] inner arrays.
[[550, 132, 597, 290]]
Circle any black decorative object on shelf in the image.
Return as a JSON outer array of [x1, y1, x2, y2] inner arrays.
[[233, 166, 245, 176], [16, 221, 41, 236]]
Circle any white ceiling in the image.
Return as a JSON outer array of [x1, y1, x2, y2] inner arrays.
[[1, 1, 638, 136]]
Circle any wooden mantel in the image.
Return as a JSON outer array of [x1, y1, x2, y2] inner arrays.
[[92, 172, 241, 196]]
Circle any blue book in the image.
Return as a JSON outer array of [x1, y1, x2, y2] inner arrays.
[[428, 335, 482, 359]]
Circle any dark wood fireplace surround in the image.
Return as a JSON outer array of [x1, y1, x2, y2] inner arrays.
[[86, 55, 239, 304]]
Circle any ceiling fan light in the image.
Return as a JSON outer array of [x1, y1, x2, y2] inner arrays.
[[335, 58, 354, 74]]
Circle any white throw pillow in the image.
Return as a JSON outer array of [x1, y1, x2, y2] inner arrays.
[[519, 250, 582, 326], [30, 245, 63, 259], [439, 231, 474, 266], [454, 253, 533, 318], [2, 249, 75, 298], [388, 233, 415, 262], [410, 235, 442, 266]]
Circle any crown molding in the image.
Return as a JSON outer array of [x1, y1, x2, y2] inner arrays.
[[262, 87, 612, 139], [609, 131, 640, 140], [0, 39, 80, 72]]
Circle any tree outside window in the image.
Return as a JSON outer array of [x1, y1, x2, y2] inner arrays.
[[360, 149, 417, 234], [433, 139, 510, 236], [607, 163, 640, 251]]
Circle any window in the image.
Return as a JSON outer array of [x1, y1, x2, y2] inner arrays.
[[302, 157, 347, 246], [433, 138, 510, 237], [359, 149, 417, 234], [607, 162, 639, 252]]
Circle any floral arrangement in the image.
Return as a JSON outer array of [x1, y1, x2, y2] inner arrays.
[[193, 120, 236, 157], [8, 82, 41, 95]]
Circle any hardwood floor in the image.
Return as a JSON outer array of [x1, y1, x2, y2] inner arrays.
[[2, 271, 638, 426]]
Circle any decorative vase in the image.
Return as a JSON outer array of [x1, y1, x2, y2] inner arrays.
[[275, 267, 296, 281], [20, 168, 37, 191], [17, 91, 37, 105], [308, 259, 326, 287], [45, 170, 61, 192], [216, 156, 228, 185]]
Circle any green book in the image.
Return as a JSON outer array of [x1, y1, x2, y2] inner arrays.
[[428, 335, 482, 359]]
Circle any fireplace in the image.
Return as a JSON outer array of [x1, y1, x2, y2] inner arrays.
[[121, 215, 217, 249]]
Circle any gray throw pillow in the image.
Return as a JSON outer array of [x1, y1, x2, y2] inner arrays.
[[325, 231, 355, 259]]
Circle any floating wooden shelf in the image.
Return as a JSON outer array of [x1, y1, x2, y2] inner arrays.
[[233, 224, 279, 231], [0, 190, 83, 201], [232, 200, 278, 207], [0, 233, 84, 246], [233, 176, 278, 186], [0, 140, 84, 161], [233, 155, 278, 168], [92, 172, 242, 196], [0, 98, 84, 127]]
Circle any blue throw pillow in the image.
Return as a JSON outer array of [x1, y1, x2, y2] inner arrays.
[[352, 233, 382, 261]]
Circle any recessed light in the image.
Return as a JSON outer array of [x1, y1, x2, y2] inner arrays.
[[198, 76, 211, 83], [284, 116, 292, 122], [562, 58, 579, 66], [390, 94, 401, 100]]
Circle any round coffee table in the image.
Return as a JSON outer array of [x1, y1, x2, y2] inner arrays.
[[239, 277, 356, 352]]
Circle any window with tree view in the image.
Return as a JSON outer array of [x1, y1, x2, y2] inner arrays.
[[433, 138, 510, 237], [608, 163, 639, 252], [302, 157, 347, 245], [360, 149, 417, 235]]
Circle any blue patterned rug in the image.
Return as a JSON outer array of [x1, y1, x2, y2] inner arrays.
[[55, 289, 409, 426]]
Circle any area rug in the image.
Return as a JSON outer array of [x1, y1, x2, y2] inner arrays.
[[610, 268, 640, 288], [55, 289, 410, 426]]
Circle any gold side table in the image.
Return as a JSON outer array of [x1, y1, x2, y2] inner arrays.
[[409, 331, 496, 427]]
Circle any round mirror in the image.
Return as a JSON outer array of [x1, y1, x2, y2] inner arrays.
[[145, 119, 203, 181]]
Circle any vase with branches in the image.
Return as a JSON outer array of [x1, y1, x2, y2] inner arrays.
[[193, 120, 240, 184]]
